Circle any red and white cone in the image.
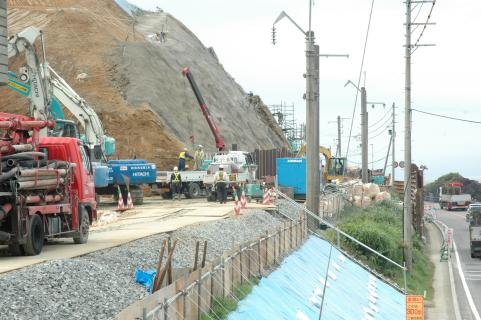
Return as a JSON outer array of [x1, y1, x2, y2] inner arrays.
[[234, 192, 241, 216], [127, 192, 134, 209], [240, 191, 247, 209], [116, 187, 126, 211], [262, 188, 272, 205], [268, 188, 276, 203]]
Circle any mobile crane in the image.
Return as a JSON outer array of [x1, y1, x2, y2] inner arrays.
[[7, 26, 156, 204]]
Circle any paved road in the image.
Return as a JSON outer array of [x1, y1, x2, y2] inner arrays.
[[436, 207, 481, 320]]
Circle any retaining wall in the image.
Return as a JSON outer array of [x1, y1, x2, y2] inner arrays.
[[0, 0, 6, 85]]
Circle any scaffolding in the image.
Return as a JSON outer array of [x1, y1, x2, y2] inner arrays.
[[268, 102, 305, 152]]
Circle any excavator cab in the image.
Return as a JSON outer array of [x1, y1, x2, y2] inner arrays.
[[326, 157, 347, 180]]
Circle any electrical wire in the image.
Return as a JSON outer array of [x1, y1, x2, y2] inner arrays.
[[368, 115, 392, 135], [368, 107, 391, 128], [412, 108, 481, 124], [411, 2, 425, 33], [345, 0, 376, 159], [412, 0, 436, 53], [369, 128, 389, 140]]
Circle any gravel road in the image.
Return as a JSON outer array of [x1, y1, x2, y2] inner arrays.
[[0, 210, 283, 320]]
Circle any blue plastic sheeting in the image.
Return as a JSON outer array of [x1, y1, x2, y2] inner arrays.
[[135, 268, 156, 293], [229, 236, 405, 320]]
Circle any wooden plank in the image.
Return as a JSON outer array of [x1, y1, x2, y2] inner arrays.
[[222, 252, 231, 297], [199, 264, 212, 316], [186, 269, 200, 320]]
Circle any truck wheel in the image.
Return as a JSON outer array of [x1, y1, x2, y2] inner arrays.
[[131, 188, 144, 205], [8, 244, 24, 256], [161, 191, 173, 199], [73, 207, 89, 244], [207, 190, 216, 202], [187, 183, 201, 199], [24, 214, 44, 256]]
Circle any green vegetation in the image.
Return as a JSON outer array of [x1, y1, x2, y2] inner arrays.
[[200, 278, 259, 320], [327, 200, 434, 299], [425, 172, 481, 201]]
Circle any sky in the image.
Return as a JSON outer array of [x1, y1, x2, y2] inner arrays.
[[129, 0, 481, 183]]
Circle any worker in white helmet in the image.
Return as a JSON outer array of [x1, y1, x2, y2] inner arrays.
[[171, 166, 182, 200], [214, 165, 229, 203], [194, 145, 205, 170]]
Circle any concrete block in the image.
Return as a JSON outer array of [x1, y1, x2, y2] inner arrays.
[[0, 8, 6, 18], [0, 0, 5, 10], [0, 26, 6, 37]]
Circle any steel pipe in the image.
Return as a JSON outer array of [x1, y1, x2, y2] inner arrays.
[[0, 168, 19, 182], [16, 178, 65, 190], [18, 169, 67, 177], [2, 152, 46, 160], [24, 194, 64, 204]]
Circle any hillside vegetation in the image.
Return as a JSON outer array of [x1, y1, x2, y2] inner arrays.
[[425, 173, 481, 201]]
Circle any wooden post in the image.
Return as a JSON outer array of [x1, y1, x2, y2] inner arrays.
[[155, 240, 177, 292], [153, 240, 167, 292], [193, 241, 200, 271], [168, 238, 173, 285], [201, 241, 208, 269]]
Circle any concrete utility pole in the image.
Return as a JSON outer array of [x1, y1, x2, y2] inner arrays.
[[337, 116, 341, 157], [361, 87, 368, 183], [404, 0, 413, 271], [0, 0, 7, 85], [391, 103, 396, 186]]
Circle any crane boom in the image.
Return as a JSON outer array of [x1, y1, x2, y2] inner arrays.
[[182, 67, 225, 151]]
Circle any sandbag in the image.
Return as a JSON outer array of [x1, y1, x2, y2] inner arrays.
[[352, 184, 364, 197], [375, 191, 391, 202], [363, 183, 380, 199]]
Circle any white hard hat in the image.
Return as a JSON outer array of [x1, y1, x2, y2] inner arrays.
[[173, 166, 178, 171], [198, 145, 203, 148], [184, 147, 188, 151]]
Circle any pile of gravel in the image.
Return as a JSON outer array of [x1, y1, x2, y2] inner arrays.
[[0, 210, 283, 320]]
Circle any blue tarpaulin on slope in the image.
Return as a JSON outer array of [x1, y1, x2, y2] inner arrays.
[[228, 236, 405, 320]]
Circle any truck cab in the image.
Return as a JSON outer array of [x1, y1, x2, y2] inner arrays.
[[468, 205, 481, 258]]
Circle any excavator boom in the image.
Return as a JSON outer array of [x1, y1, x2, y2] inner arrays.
[[182, 67, 225, 151]]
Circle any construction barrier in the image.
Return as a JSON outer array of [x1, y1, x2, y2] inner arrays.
[[115, 216, 307, 320]]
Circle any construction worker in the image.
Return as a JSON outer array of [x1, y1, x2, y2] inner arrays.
[[178, 148, 193, 171], [335, 160, 343, 175], [214, 166, 229, 204], [194, 145, 205, 170], [171, 166, 182, 200]]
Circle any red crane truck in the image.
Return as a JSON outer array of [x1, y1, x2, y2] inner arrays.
[[0, 113, 96, 255]]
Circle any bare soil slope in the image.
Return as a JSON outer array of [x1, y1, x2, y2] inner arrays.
[[0, 1, 287, 169]]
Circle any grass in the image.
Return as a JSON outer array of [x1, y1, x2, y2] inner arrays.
[[200, 278, 260, 320], [326, 200, 434, 299]]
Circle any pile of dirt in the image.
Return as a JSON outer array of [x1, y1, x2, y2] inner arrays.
[[0, 0, 287, 169]]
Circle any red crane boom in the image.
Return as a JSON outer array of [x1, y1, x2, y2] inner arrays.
[[182, 67, 226, 151]]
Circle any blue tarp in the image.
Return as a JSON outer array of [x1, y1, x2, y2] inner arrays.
[[114, 0, 140, 16], [228, 236, 405, 320], [135, 268, 156, 293]]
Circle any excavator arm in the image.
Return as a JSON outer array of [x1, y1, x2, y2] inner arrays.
[[7, 26, 114, 161]]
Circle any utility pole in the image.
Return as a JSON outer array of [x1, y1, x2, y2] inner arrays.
[[337, 116, 341, 157], [404, 0, 413, 271], [272, 2, 347, 229], [391, 103, 396, 186], [370, 144, 374, 171], [361, 87, 368, 183]]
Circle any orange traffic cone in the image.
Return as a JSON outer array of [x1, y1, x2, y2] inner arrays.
[[234, 192, 241, 216], [240, 191, 247, 209], [127, 192, 134, 209], [116, 186, 126, 211], [262, 188, 272, 205]]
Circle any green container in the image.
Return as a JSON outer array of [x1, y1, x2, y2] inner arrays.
[[372, 175, 384, 185]]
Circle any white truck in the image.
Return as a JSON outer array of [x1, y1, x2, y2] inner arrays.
[[439, 183, 471, 211], [155, 170, 207, 199], [203, 151, 257, 201]]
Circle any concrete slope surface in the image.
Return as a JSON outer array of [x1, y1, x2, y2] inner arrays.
[[1, 0, 287, 169]]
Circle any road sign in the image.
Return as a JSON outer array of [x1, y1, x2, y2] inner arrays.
[[406, 295, 424, 320], [399, 161, 405, 168], [393, 161, 399, 168]]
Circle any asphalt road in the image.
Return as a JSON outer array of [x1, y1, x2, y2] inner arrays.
[[436, 207, 481, 320]]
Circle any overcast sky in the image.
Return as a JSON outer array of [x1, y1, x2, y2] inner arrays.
[[129, 0, 481, 183]]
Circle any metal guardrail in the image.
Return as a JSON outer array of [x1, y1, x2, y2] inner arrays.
[[275, 189, 408, 293]]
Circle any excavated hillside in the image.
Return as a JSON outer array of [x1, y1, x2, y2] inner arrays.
[[0, 0, 287, 168]]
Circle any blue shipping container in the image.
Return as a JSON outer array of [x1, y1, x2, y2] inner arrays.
[[276, 158, 306, 196]]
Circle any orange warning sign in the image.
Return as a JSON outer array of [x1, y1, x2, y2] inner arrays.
[[406, 295, 424, 320]]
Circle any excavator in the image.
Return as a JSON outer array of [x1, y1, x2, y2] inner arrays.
[[6, 26, 156, 203], [296, 145, 347, 182]]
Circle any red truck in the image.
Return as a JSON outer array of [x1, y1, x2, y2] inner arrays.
[[0, 113, 96, 255]]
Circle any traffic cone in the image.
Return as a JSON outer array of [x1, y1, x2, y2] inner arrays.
[[116, 186, 126, 211], [240, 191, 247, 209], [234, 192, 241, 216], [262, 188, 272, 205], [127, 192, 134, 209], [269, 188, 276, 203]]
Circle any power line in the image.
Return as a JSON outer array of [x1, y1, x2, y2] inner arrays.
[[345, 0, 376, 159], [368, 107, 391, 128], [412, 108, 481, 124], [413, 0, 436, 51], [369, 115, 392, 135]]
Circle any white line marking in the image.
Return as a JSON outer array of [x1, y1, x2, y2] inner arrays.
[[453, 240, 481, 320]]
